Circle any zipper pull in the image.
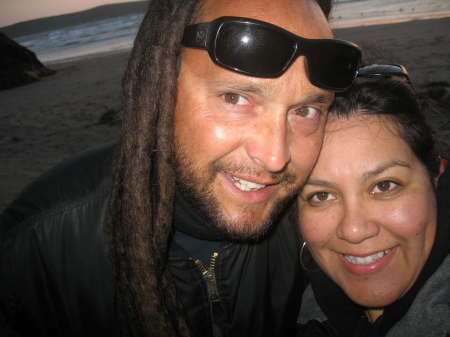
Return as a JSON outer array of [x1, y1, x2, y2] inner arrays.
[[209, 252, 219, 270], [194, 259, 207, 273], [195, 253, 225, 337], [195, 252, 220, 300]]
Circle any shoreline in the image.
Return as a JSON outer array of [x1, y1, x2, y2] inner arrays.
[[43, 47, 132, 66], [40, 15, 449, 68], [1, 16, 449, 212], [331, 11, 450, 29]]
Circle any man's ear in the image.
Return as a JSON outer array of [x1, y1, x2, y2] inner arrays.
[[434, 157, 447, 187]]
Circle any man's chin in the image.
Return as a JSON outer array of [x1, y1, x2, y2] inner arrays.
[[209, 200, 292, 241], [212, 218, 272, 241]]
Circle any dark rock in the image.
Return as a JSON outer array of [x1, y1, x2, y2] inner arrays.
[[0, 32, 55, 90], [419, 81, 450, 110], [98, 108, 122, 125], [420, 81, 450, 160]]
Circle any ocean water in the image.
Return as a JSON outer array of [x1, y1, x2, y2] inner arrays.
[[15, 13, 144, 64], [14, 0, 450, 65]]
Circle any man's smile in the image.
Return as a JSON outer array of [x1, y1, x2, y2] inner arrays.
[[224, 172, 268, 191]]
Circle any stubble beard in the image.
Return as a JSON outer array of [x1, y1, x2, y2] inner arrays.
[[174, 147, 303, 241]]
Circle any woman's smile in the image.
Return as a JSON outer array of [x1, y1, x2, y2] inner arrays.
[[299, 115, 438, 310]]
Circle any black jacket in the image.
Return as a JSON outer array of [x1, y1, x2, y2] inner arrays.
[[0, 142, 303, 337]]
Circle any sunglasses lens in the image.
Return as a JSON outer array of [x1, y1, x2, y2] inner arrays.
[[309, 42, 360, 91], [215, 23, 296, 76]]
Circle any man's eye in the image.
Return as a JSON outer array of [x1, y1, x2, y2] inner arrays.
[[372, 181, 398, 194], [293, 106, 320, 118], [223, 93, 247, 105]]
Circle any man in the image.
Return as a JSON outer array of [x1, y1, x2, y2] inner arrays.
[[0, 0, 361, 336]]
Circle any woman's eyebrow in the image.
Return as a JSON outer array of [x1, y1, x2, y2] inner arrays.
[[361, 160, 410, 182], [304, 160, 411, 188], [304, 179, 336, 188]]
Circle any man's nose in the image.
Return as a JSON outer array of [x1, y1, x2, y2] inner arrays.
[[245, 112, 291, 173], [336, 201, 380, 244]]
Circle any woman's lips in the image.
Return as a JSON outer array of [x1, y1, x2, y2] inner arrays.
[[343, 249, 392, 265], [338, 246, 397, 276]]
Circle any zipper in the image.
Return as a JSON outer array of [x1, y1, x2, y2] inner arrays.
[[195, 252, 227, 337]]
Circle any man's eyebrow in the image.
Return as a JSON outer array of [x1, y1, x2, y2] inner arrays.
[[207, 79, 333, 104], [361, 160, 410, 182], [304, 93, 334, 105], [207, 78, 275, 95]]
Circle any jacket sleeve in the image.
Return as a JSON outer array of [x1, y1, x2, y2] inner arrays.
[[0, 142, 117, 337]]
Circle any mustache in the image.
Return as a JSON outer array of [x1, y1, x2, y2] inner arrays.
[[211, 160, 297, 186]]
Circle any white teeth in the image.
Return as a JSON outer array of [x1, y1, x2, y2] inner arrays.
[[225, 172, 266, 191], [344, 249, 391, 265]]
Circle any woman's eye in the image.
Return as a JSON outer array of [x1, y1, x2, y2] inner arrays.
[[293, 106, 320, 118], [372, 181, 398, 194], [223, 93, 247, 105], [310, 191, 335, 204]]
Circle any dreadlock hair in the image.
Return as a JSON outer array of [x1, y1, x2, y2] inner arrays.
[[317, 0, 335, 19], [107, 0, 334, 336], [107, 0, 199, 336]]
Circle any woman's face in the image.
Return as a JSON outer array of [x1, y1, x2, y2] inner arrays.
[[299, 114, 440, 312]]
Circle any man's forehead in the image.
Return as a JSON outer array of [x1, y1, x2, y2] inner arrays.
[[199, 0, 331, 39]]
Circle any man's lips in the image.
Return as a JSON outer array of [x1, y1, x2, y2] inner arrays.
[[224, 171, 276, 192]]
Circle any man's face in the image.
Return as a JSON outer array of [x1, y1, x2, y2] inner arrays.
[[174, 0, 334, 240]]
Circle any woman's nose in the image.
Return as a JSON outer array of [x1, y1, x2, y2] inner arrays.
[[336, 202, 380, 244]]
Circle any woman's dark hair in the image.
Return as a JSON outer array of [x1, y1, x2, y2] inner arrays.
[[329, 75, 441, 180], [107, 0, 334, 336]]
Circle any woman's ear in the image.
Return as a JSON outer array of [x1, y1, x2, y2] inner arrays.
[[434, 157, 447, 187]]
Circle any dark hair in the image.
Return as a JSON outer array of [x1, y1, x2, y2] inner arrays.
[[329, 75, 441, 180], [107, 1, 200, 336], [317, 0, 335, 19], [107, 1, 334, 336]]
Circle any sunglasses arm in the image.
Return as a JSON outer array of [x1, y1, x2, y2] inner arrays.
[[181, 23, 210, 48]]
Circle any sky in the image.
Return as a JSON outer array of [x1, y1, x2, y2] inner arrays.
[[0, 0, 141, 27]]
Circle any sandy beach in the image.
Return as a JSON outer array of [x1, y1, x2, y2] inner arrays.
[[1, 16, 449, 212]]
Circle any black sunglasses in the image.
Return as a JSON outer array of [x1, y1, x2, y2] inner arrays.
[[357, 64, 411, 83], [182, 16, 362, 92]]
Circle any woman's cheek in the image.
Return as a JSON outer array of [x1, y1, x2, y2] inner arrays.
[[300, 211, 333, 245]]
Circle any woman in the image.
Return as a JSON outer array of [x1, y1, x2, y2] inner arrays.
[[296, 64, 450, 336]]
